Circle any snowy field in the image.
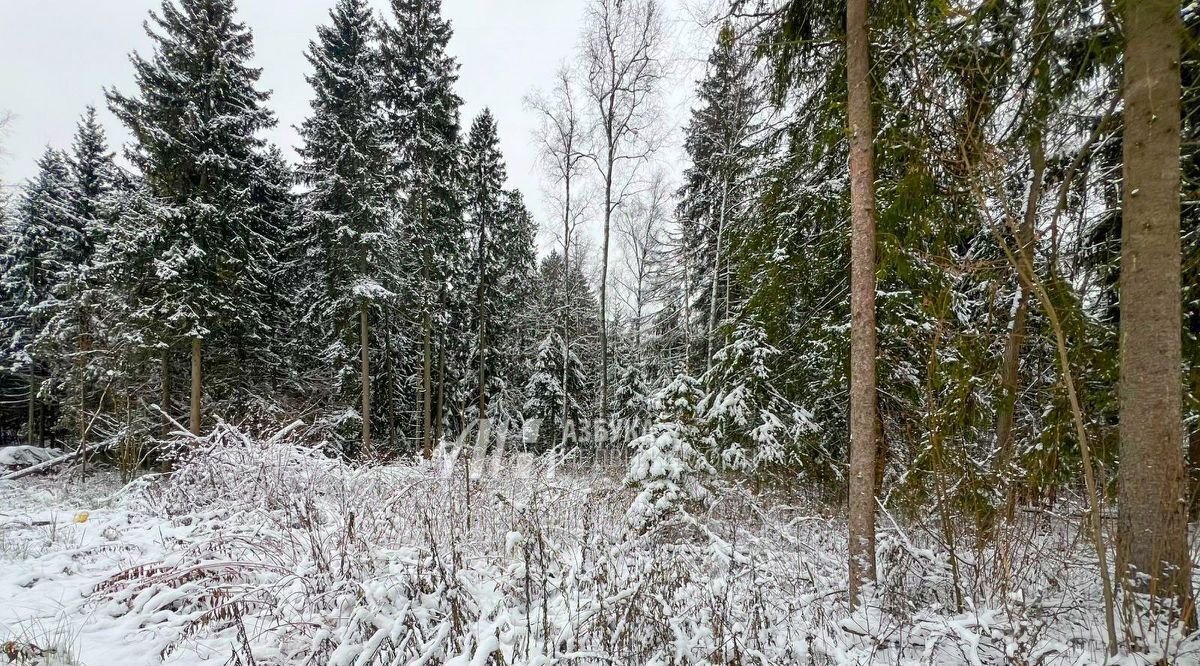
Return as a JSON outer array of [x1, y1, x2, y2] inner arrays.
[[0, 426, 1193, 665]]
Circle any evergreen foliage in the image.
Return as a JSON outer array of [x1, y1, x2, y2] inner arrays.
[[106, 0, 286, 410], [294, 0, 396, 448], [625, 372, 714, 528]]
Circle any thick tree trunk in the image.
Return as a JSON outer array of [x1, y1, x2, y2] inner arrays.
[[1118, 0, 1191, 611], [360, 301, 372, 458], [189, 336, 201, 436], [846, 0, 878, 608]]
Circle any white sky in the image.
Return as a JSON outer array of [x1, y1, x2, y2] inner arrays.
[[0, 0, 711, 252]]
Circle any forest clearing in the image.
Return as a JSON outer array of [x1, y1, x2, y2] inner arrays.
[[1, 0, 1198, 662]]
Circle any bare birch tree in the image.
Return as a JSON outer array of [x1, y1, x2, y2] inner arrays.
[[528, 66, 592, 449], [580, 0, 666, 420], [616, 170, 670, 360]]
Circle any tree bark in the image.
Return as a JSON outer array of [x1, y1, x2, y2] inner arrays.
[[435, 344, 446, 445], [77, 329, 91, 444], [562, 218, 572, 450], [385, 309, 395, 450], [1118, 0, 1191, 611], [846, 0, 878, 608], [160, 349, 171, 440], [26, 369, 35, 448], [189, 337, 201, 436], [600, 160, 613, 422], [77, 330, 90, 477], [995, 135, 1045, 478], [422, 309, 433, 459], [360, 301, 372, 458]]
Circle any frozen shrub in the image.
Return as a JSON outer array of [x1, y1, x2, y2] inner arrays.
[[30, 421, 1177, 664]]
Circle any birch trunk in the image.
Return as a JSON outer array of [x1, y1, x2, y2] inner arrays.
[[600, 158, 613, 421]]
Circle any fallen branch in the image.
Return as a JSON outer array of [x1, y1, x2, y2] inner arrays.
[[1, 442, 106, 481]]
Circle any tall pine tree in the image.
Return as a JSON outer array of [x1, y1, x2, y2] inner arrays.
[[295, 0, 396, 455], [0, 149, 74, 446], [380, 0, 467, 456], [463, 111, 537, 427], [33, 108, 117, 444], [107, 0, 281, 435]]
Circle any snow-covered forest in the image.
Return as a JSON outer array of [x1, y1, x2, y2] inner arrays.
[[0, 0, 1198, 663]]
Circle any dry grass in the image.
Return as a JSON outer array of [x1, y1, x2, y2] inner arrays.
[[69, 422, 1200, 664]]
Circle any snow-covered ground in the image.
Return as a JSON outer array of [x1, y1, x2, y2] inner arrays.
[[0, 425, 1193, 664], [0, 469, 171, 664]]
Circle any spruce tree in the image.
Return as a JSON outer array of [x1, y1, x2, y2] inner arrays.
[[33, 108, 117, 443], [241, 145, 295, 397], [625, 372, 714, 529], [531, 250, 602, 401], [379, 0, 467, 456], [463, 111, 537, 426], [92, 172, 180, 453], [703, 322, 816, 474], [107, 0, 280, 434], [295, 0, 395, 455], [611, 355, 652, 442], [523, 331, 587, 451], [493, 189, 537, 375], [677, 23, 764, 371], [1, 149, 74, 445], [464, 109, 507, 424]]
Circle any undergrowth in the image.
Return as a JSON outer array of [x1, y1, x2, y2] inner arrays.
[[71, 422, 1200, 664]]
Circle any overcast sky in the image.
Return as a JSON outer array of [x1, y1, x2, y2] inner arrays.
[[0, 0, 709, 250]]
